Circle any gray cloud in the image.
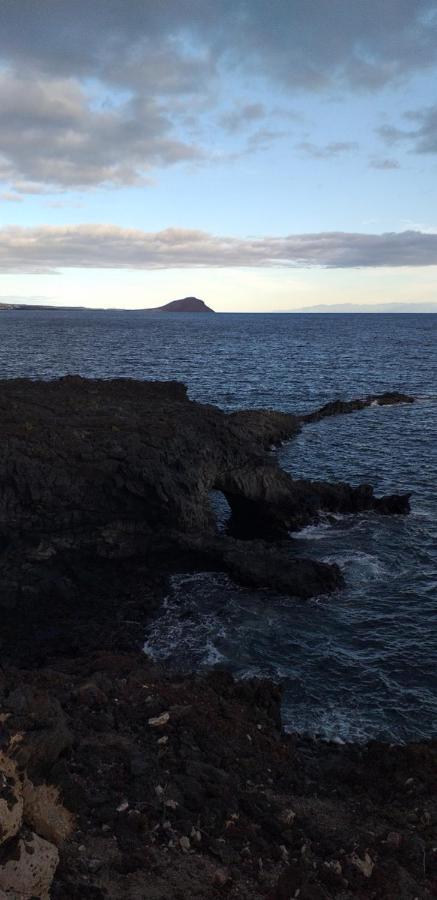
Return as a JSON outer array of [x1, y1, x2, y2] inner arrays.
[[377, 123, 413, 145], [369, 157, 401, 169], [246, 129, 287, 152], [1, 224, 436, 273], [297, 141, 358, 159], [220, 104, 266, 133], [0, 71, 202, 190], [378, 104, 437, 154], [0, 1, 436, 190], [1, 1, 436, 91], [404, 105, 437, 153]]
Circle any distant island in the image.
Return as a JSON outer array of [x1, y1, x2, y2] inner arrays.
[[143, 297, 214, 313]]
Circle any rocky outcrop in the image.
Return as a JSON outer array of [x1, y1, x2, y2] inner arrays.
[[300, 390, 414, 423], [220, 472, 410, 538], [0, 380, 431, 898], [222, 540, 343, 596], [181, 535, 344, 596], [0, 377, 411, 638]]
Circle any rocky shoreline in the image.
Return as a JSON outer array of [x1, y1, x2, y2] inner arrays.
[[1, 377, 435, 898], [0, 377, 411, 662]]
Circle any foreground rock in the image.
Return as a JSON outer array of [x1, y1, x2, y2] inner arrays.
[[0, 654, 436, 899], [0, 741, 71, 898]]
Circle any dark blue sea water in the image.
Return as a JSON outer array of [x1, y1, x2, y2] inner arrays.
[[1, 309, 436, 742]]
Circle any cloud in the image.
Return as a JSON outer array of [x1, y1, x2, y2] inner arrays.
[[1, 224, 437, 273], [378, 104, 437, 155], [404, 104, 437, 153], [0, 1, 436, 190], [246, 129, 287, 151], [369, 157, 400, 169], [1, 192, 23, 202], [1, 1, 436, 92], [297, 141, 358, 159], [220, 103, 266, 133], [0, 70, 202, 191]]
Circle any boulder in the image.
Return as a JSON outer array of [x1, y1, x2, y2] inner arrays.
[[0, 751, 23, 846], [0, 831, 59, 900], [23, 778, 75, 846]]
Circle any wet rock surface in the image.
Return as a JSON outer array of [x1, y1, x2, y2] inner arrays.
[[182, 535, 345, 597]]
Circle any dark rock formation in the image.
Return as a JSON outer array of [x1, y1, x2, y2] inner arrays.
[[0, 377, 411, 636], [228, 408, 301, 447], [181, 535, 344, 597], [0, 380, 428, 898], [144, 296, 215, 312], [0, 377, 408, 624], [222, 540, 343, 596], [301, 391, 414, 424]]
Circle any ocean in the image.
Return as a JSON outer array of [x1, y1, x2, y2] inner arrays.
[[1, 309, 436, 742]]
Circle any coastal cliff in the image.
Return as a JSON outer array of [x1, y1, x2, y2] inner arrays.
[[1, 379, 433, 900]]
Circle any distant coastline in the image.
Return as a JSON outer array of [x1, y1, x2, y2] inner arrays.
[[0, 296, 215, 313], [0, 303, 85, 311], [289, 301, 437, 313], [1, 299, 436, 313]]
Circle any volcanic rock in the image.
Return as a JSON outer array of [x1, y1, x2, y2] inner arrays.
[[300, 391, 414, 423], [0, 656, 435, 899], [0, 379, 428, 899], [0, 376, 411, 653]]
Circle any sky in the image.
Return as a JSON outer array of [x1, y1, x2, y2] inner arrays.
[[1, 0, 437, 311]]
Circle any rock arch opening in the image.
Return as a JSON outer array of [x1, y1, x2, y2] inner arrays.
[[208, 489, 231, 533]]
